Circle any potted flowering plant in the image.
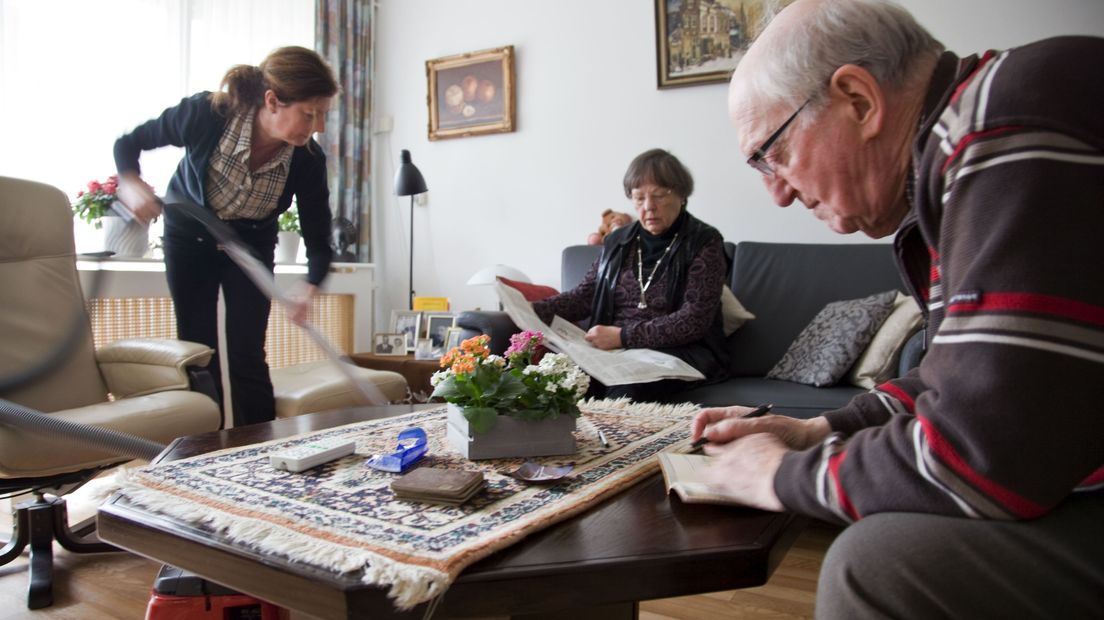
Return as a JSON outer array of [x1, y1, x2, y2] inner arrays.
[[72, 175, 154, 257], [72, 175, 122, 229], [431, 331, 590, 459], [276, 205, 301, 263]]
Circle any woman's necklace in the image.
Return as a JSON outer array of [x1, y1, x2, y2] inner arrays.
[[636, 233, 678, 309]]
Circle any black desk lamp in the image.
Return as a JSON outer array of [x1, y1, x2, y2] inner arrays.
[[394, 149, 428, 310]]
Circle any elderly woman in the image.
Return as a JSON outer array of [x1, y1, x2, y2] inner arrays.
[[533, 148, 729, 402]]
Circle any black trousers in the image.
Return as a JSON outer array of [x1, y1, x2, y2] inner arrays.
[[163, 213, 276, 427]]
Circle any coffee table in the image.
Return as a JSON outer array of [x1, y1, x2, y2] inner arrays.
[[97, 405, 807, 619]]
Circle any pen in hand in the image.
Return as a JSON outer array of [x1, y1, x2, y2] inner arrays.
[[690, 403, 773, 452]]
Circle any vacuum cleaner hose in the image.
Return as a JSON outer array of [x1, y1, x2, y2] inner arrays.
[[0, 398, 166, 462]]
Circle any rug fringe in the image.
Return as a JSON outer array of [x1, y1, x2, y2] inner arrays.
[[114, 472, 449, 609], [580, 397, 700, 419]]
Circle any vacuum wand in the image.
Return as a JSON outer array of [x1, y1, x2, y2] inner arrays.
[[163, 201, 388, 407]]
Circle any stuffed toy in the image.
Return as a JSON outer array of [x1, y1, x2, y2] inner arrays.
[[586, 209, 634, 245]]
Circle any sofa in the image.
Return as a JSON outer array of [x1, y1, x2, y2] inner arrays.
[[456, 242, 924, 419]]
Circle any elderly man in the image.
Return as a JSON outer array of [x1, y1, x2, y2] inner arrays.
[[693, 0, 1103, 616]]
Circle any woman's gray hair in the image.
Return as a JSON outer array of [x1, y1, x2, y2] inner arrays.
[[750, 0, 944, 121]]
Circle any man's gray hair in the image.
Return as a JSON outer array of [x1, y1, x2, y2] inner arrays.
[[750, 0, 944, 117]]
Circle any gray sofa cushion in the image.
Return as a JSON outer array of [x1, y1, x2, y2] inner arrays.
[[679, 377, 868, 419], [726, 242, 904, 377]]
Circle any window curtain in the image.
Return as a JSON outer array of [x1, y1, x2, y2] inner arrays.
[[0, 0, 312, 255], [316, 0, 374, 262]]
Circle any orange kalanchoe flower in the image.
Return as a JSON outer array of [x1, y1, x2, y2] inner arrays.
[[460, 335, 490, 358], [450, 356, 477, 375]]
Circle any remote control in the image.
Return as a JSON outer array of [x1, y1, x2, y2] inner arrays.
[[269, 438, 356, 472]]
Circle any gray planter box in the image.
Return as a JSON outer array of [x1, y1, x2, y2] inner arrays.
[[445, 403, 577, 460]]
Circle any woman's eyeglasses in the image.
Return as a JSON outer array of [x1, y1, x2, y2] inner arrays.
[[746, 99, 810, 177], [630, 189, 674, 206]]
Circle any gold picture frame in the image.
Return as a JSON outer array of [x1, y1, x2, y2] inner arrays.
[[654, 0, 787, 89], [426, 45, 516, 140]]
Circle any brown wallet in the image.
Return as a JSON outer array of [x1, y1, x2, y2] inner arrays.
[[391, 467, 485, 505]]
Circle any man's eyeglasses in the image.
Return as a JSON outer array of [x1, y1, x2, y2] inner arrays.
[[630, 188, 674, 206], [746, 99, 810, 177]]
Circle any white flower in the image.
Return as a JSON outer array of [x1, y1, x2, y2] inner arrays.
[[429, 370, 448, 386]]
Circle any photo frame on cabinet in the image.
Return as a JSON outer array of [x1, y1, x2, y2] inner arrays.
[[654, 0, 791, 88], [427, 45, 515, 140], [373, 332, 407, 356], [443, 327, 464, 352], [424, 313, 457, 350], [389, 310, 422, 353]]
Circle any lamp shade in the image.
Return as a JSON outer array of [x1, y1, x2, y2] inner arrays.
[[466, 264, 532, 286], [394, 149, 428, 196]]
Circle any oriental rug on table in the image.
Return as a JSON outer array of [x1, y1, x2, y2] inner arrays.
[[115, 398, 699, 610]]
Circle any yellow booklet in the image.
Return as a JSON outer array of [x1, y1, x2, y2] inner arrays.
[[412, 297, 450, 311], [657, 452, 744, 506]]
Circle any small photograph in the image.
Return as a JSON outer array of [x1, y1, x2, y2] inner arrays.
[[424, 313, 457, 350], [443, 326, 464, 352], [390, 310, 422, 353], [373, 332, 407, 356]]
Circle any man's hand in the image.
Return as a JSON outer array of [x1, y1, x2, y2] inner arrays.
[[692, 406, 831, 451], [702, 433, 788, 511], [584, 324, 623, 350]]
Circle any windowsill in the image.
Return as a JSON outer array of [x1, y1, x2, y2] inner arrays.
[[76, 257, 374, 275]]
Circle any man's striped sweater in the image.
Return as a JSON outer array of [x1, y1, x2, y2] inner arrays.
[[775, 36, 1104, 524]]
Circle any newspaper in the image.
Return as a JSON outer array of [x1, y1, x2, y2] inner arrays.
[[495, 282, 704, 386]]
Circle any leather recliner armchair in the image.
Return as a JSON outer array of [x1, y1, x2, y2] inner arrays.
[[0, 176, 222, 609]]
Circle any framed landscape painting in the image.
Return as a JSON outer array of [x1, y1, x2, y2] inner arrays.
[[654, 0, 792, 89], [426, 45, 515, 140]]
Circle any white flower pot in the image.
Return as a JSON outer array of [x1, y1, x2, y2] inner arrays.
[[276, 231, 301, 263], [445, 403, 577, 460], [102, 215, 149, 258]]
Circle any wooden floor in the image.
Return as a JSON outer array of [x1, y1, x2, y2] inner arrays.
[[0, 482, 839, 620]]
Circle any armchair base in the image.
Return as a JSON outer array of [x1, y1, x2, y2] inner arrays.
[[0, 493, 118, 609]]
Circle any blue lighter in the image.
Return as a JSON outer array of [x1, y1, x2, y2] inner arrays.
[[365, 427, 428, 473]]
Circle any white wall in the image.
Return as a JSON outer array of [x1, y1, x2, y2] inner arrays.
[[370, 0, 1104, 325]]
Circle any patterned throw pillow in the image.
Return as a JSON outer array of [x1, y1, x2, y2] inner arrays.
[[767, 290, 898, 387]]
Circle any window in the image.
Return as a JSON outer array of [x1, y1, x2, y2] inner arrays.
[[0, 0, 314, 253]]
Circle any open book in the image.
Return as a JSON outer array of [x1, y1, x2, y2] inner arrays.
[[657, 452, 744, 506], [495, 281, 705, 386]]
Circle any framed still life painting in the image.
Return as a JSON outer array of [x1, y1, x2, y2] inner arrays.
[[426, 45, 516, 140], [654, 0, 793, 89]]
